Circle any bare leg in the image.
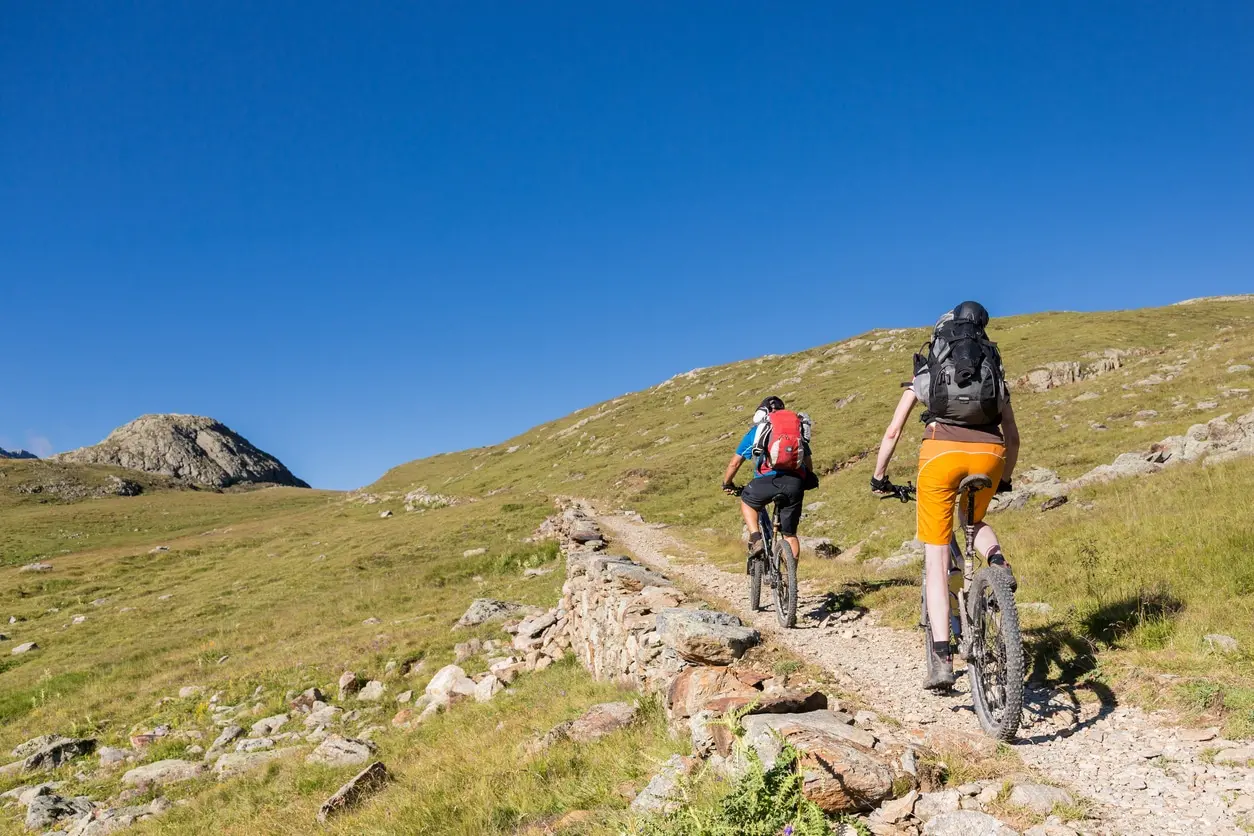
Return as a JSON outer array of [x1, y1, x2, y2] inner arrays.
[[740, 502, 761, 534], [925, 544, 951, 643], [972, 522, 1004, 560], [784, 534, 800, 558]]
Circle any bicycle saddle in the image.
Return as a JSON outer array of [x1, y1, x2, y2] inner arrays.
[[959, 474, 993, 492]]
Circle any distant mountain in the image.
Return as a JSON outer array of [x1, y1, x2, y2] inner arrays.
[[0, 447, 38, 460], [52, 414, 309, 489]]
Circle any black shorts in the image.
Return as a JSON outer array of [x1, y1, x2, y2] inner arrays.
[[740, 473, 805, 536]]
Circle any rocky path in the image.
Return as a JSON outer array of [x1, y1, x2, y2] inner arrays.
[[600, 512, 1254, 836]]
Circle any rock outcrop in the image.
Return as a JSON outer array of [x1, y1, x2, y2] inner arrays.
[[53, 415, 308, 489]]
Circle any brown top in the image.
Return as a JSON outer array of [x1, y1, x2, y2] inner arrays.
[[923, 421, 1005, 444]]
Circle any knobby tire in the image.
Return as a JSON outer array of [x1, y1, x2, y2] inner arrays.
[[967, 567, 1024, 741], [774, 538, 798, 628]]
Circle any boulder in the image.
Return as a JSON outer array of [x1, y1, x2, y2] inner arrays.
[[514, 610, 558, 639], [741, 712, 891, 813], [289, 687, 326, 713], [656, 608, 759, 664], [425, 665, 477, 699], [234, 738, 274, 753], [569, 521, 603, 544], [212, 747, 301, 780], [306, 735, 376, 768], [250, 713, 289, 737], [922, 810, 1020, 835], [305, 705, 342, 728], [914, 790, 963, 822], [25, 792, 93, 831], [1213, 747, 1254, 765], [357, 681, 386, 702], [666, 666, 760, 721], [456, 599, 523, 628], [11, 642, 38, 655], [869, 789, 918, 825], [20, 737, 96, 771], [317, 761, 391, 823], [629, 754, 697, 815], [474, 675, 503, 703], [1205, 634, 1239, 653], [454, 638, 483, 662], [1008, 783, 1073, 814], [533, 702, 639, 752], [701, 688, 828, 719], [567, 702, 637, 742], [338, 672, 362, 700], [98, 747, 129, 767], [206, 725, 244, 757], [122, 759, 206, 786]]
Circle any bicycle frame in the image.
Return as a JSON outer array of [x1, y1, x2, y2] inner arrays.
[[954, 487, 981, 660]]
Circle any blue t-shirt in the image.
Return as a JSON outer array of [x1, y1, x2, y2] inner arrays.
[[735, 425, 810, 479]]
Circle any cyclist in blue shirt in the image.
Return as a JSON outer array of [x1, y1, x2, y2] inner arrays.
[[721, 396, 815, 568]]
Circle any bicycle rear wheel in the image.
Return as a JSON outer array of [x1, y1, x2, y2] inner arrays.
[[967, 567, 1024, 740], [773, 538, 798, 628], [748, 554, 763, 611]]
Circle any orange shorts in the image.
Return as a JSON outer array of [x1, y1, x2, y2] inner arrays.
[[916, 439, 1006, 546]]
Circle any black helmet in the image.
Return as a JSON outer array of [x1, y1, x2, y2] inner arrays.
[[952, 300, 990, 328], [758, 396, 785, 413]]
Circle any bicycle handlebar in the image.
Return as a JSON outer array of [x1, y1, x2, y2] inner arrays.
[[877, 482, 916, 503]]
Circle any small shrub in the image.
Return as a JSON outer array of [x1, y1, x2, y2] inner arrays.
[[1178, 680, 1223, 712]]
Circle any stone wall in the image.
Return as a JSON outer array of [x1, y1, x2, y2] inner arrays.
[[544, 499, 761, 693]]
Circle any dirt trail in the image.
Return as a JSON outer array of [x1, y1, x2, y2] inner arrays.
[[600, 512, 1254, 836]]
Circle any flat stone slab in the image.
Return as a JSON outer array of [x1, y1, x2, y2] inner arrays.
[[122, 759, 206, 786], [923, 810, 1020, 835], [212, 748, 301, 780], [656, 608, 759, 665], [317, 760, 390, 822]]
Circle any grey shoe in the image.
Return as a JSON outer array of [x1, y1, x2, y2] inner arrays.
[[925, 641, 957, 691], [745, 533, 765, 573]]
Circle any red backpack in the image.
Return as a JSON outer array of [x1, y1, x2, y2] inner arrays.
[[758, 410, 806, 475]]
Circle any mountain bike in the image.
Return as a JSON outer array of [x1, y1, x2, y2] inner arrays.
[[728, 487, 798, 628], [881, 477, 1023, 741]]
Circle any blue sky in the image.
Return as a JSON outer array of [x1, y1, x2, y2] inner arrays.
[[2, 3, 1251, 488]]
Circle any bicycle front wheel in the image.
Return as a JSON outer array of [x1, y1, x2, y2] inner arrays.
[[967, 567, 1024, 741], [773, 538, 798, 628]]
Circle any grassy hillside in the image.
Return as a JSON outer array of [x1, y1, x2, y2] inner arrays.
[[0, 482, 686, 834], [2, 296, 1252, 834], [376, 297, 1254, 731]]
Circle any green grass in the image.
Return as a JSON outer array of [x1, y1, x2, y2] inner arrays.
[[0, 487, 687, 834], [370, 296, 1254, 734], [3, 296, 1253, 832]]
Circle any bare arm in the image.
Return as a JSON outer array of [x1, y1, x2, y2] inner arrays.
[[873, 389, 918, 481], [722, 454, 745, 488], [1001, 402, 1020, 480]]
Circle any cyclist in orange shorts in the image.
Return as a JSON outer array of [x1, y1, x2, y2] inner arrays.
[[870, 301, 1020, 690]]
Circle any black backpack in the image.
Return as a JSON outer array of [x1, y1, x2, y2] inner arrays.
[[910, 314, 1008, 426]]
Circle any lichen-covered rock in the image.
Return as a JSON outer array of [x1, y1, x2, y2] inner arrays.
[[306, 735, 376, 768], [122, 759, 206, 786], [655, 608, 759, 665], [922, 810, 1020, 835], [317, 761, 391, 822], [741, 712, 891, 813], [212, 748, 301, 779]]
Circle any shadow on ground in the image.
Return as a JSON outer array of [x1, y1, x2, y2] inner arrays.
[[1017, 592, 1185, 743]]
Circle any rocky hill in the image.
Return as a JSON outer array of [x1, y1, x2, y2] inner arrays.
[[51, 414, 309, 489], [0, 448, 37, 460]]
